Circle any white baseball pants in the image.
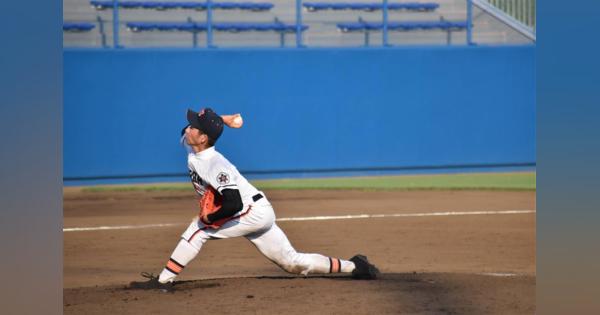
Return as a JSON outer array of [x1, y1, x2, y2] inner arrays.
[[159, 196, 354, 283]]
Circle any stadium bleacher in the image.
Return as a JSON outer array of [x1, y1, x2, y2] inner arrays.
[[63, 0, 534, 47], [127, 21, 307, 32], [337, 20, 467, 32], [300, 2, 466, 46], [302, 2, 439, 12], [63, 22, 96, 32], [299, 1, 443, 47], [90, 1, 274, 12]]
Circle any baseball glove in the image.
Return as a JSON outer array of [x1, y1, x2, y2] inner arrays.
[[198, 186, 226, 229]]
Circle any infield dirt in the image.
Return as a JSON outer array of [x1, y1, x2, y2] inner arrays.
[[64, 189, 535, 314]]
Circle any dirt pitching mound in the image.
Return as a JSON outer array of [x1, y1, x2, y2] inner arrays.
[[64, 272, 534, 314]]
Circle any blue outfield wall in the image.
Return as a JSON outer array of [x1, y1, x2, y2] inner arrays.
[[64, 46, 535, 184]]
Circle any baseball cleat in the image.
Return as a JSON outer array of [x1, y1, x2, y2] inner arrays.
[[349, 254, 380, 280], [129, 272, 174, 293]]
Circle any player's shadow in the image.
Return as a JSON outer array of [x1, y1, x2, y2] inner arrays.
[[254, 274, 356, 280], [170, 272, 534, 314], [173, 274, 355, 290]]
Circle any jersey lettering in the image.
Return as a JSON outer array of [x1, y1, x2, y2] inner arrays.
[[189, 170, 208, 196]]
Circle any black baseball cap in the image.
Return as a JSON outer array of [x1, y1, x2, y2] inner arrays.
[[186, 108, 224, 141]]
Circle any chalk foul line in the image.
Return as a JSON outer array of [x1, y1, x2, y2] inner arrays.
[[478, 272, 521, 277], [275, 210, 535, 222], [63, 209, 535, 232]]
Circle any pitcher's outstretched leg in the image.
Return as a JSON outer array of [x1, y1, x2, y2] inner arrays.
[[247, 223, 378, 279]]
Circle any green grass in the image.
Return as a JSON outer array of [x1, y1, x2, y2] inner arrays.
[[79, 172, 535, 192]]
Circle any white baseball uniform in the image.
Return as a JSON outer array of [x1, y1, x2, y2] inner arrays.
[[158, 145, 355, 283]]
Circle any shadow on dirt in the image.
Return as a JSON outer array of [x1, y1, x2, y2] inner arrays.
[[66, 272, 534, 315], [166, 272, 535, 314]]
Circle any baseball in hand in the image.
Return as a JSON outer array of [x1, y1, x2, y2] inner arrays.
[[232, 115, 243, 128], [222, 113, 244, 128]]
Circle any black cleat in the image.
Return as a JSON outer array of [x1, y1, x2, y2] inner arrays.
[[350, 254, 380, 280], [129, 272, 174, 293]]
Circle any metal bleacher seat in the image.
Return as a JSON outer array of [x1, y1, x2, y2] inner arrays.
[[214, 22, 307, 32], [301, 2, 464, 45], [127, 22, 201, 32], [90, 1, 274, 12], [337, 20, 467, 32], [127, 21, 308, 33], [63, 22, 96, 32], [303, 2, 439, 12]]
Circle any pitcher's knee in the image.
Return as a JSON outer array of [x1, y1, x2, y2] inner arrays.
[[279, 262, 309, 275], [276, 254, 311, 275]]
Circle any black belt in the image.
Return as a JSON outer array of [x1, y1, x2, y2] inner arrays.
[[252, 193, 263, 202]]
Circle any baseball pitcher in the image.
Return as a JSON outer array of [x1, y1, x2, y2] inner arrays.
[[130, 108, 379, 292]]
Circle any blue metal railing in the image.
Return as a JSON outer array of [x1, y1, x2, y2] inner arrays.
[[296, 0, 303, 47], [207, 0, 214, 47], [466, 0, 473, 45], [382, 0, 388, 46], [80, 0, 476, 48], [113, 0, 120, 47]]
